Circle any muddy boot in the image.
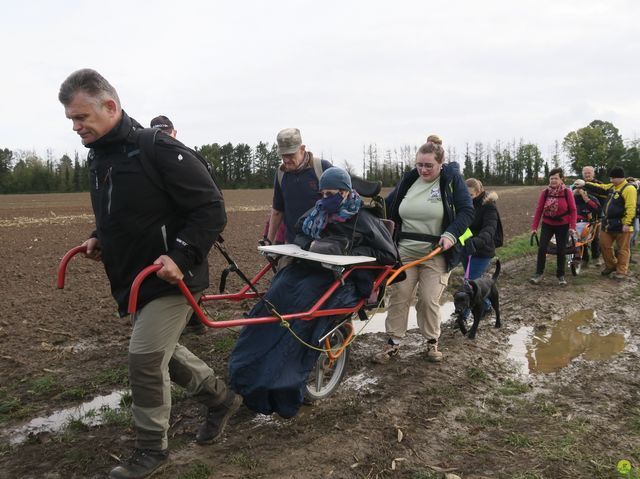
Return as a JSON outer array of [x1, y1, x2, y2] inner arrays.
[[372, 338, 400, 364], [426, 339, 443, 362], [601, 267, 615, 276], [196, 390, 242, 444], [109, 448, 168, 479], [529, 274, 543, 285]]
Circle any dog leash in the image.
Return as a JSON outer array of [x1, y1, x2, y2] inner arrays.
[[464, 255, 472, 282]]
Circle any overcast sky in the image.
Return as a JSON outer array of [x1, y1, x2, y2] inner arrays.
[[2, 0, 638, 172]]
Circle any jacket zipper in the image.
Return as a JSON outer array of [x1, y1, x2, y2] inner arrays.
[[106, 167, 113, 215], [161, 225, 168, 252]]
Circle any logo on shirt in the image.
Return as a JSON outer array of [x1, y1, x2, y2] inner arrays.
[[429, 187, 441, 201]]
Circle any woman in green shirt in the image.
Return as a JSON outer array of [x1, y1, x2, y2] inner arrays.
[[374, 136, 474, 363]]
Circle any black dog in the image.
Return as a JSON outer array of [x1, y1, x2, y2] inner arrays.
[[453, 260, 501, 339]]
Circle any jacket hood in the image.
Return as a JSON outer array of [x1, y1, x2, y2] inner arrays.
[[441, 161, 461, 180], [481, 191, 498, 205]]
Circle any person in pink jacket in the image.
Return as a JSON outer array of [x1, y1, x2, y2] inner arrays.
[[529, 168, 577, 286]]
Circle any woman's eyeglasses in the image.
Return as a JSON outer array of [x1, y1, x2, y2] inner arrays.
[[415, 162, 437, 170]]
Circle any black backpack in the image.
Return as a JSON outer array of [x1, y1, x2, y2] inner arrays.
[[128, 127, 222, 194]]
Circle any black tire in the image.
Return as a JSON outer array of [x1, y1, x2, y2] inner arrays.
[[305, 325, 350, 402]]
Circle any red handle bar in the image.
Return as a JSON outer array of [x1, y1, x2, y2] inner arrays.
[[56, 245, 88, 289]]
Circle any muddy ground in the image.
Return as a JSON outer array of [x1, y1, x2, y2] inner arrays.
[[1, 187, 639, 479]]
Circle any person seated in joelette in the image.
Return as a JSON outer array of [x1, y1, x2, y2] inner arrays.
[[228, 167, 398, 418]]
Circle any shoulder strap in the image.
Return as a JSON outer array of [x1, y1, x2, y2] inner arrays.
[[277, 168, 285, 188], [127, 128, 166, 192], [313, 157, 325, 180], [276, 157, 326, 188]]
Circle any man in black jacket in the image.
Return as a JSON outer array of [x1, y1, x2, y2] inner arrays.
[[59, 69, 240, 479]]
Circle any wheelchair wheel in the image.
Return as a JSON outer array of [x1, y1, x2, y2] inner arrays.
[[305, 325, 350, 402]]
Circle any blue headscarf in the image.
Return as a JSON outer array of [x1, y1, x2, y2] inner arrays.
[[302, 191, 363, 239]]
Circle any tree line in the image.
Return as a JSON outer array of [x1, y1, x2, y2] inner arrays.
[[1, 120, 637, 194]]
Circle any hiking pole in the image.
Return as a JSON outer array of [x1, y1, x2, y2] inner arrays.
[[214, 236, 264, 297]]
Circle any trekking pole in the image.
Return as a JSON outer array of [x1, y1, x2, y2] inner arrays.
[[214, 238, 265, 298]]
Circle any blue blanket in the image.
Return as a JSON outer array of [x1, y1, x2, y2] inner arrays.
[[228, 262, 362, 418]]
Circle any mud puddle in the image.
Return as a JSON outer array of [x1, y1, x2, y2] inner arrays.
[[508, 309, 626, 375], [1, 390, 127, 445]]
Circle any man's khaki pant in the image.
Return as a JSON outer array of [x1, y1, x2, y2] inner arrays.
[[129, 294, 228, 450], [385, 255, 450, 341], [599, 230, 632, 274]]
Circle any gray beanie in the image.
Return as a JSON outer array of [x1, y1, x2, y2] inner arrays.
[[319, 167, 352, 191]]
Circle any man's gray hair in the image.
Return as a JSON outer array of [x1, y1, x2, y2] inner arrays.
[[58, 68, 121, 108]]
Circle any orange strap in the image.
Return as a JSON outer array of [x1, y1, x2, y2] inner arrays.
[[386, 246, 443, 286], [325, 322, 354, 363]]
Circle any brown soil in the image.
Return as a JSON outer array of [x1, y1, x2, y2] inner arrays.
[[1, 187, 639, 479]]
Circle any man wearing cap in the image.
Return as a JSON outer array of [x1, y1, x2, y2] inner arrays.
[[581, 165, 604, 265], [266, 128, 332, 244], [150, 115, 177, 138], [576, 166, 637, 279], [58, 69, 240, 479]]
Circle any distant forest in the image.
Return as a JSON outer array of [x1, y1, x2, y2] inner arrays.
[[1, 120, 638, 194]]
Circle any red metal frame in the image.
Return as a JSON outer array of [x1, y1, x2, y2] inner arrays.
[[57, 246, 393, 329]]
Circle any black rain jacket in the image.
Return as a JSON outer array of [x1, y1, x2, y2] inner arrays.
[[86, 111, 226, 316]]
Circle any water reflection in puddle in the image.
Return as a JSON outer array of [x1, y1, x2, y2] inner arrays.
[[359, 302, 455, 334], [508, 309, 625, 375], [2, 390, 127, 445]]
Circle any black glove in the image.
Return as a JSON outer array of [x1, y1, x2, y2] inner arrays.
[[464, 238, 477, 256]]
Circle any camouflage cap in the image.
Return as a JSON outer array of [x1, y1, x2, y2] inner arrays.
[[276, 128, 302, 155]]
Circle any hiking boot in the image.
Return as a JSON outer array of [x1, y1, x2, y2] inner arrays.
[[610, 272, 626, 280], [196, 390, 242, 444], [109, 448, 168, 479], [529, 274, 543, 285], [182, 315, 207, 336], [372, 338, 400, 364], [558, 276, 567, 286], [426, 339, 443, 362], [601, 267, 615, 276]]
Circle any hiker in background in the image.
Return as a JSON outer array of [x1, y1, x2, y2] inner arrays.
[[582, 165, 604, 266], [150, 115, 206, 336], [59, 68, 238, 479], [576, 168, 636, 278], [626, 178, 640, 250], [530, 168, 577, 286], [459, 178, 501, 321], [266, 128, 332, 244], [150, 115, 177, 138], [374, 135, 473, 363], [571, 181, 601, 265]]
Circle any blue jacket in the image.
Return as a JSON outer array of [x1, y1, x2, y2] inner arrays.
[[386, 162, 474, 271]]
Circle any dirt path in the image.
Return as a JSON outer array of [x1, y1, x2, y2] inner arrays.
[[1, 189, 639, 478]]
